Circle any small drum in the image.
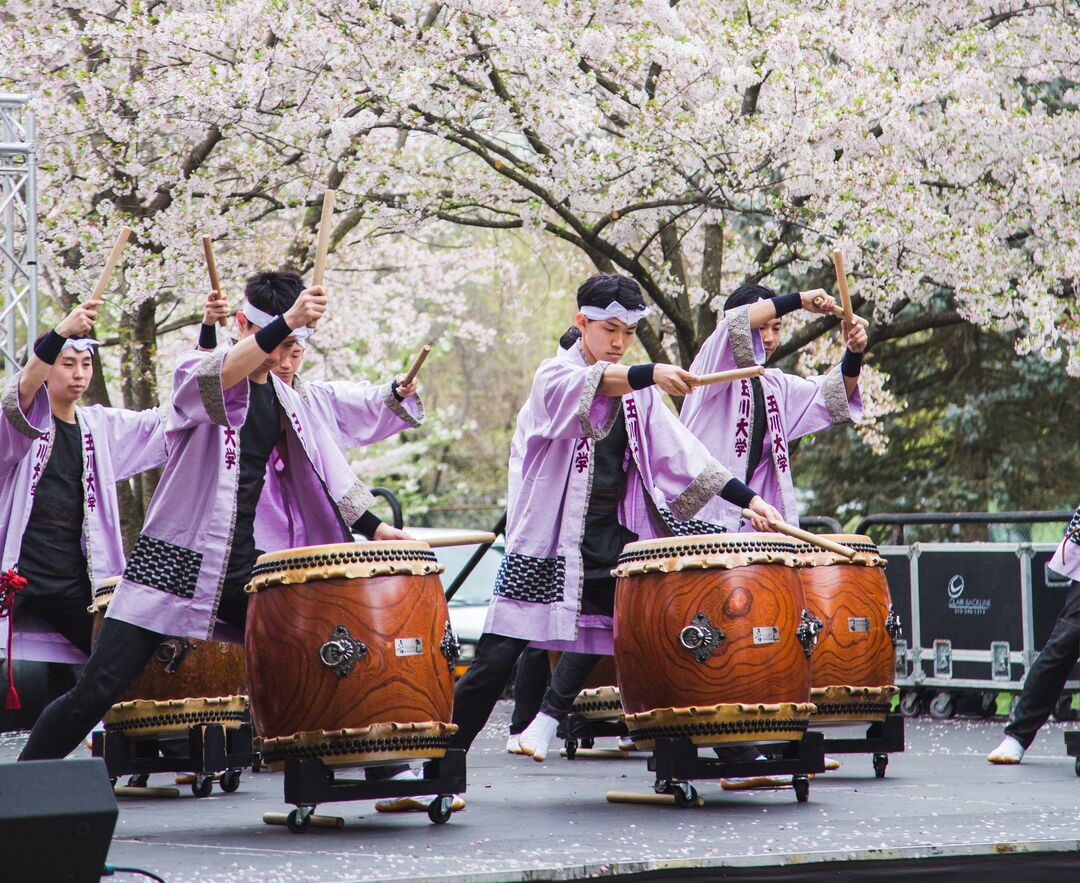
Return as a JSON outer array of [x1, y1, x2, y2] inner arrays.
[[796, 535, 900, 723], [245, 542, 458, 770], [91, 580, 248, 738], [613, 534, 817, 749]]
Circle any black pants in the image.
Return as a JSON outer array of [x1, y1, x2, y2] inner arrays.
[[509, 648, 550, 735], [20, 581, 407, 780], [1005, 580, 1080, 749], [14, 594, 94, 656]]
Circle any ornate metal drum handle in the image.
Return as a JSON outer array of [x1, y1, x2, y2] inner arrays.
[[797, 610, 824, 657], [318, 625, 368, 678], [156, 638, 194, 675], [678, 612, 725, 662], [440, 621, 460, 674], [885, 605, 902, 645]]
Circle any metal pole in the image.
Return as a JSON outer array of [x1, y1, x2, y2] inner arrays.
[[445, 511, 506, 602]]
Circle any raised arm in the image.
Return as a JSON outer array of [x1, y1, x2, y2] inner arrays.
[[18, 300, 100, 412]]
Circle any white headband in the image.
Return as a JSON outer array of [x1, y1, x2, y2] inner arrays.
[[62, 338, 102, 352], [579, 301, 651, 326], [241, 300, 313, 343]]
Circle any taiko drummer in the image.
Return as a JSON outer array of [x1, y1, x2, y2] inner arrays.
[[451, 273, 782, 765]]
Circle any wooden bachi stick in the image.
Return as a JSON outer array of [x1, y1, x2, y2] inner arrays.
[[90, 226, 132, 303], [692, 365, 765, 387], [201, 236, 228, 327], [402, 345, 432, 385], [423, 532, 498, 549], [741, 509, 857, 559], [831, 248, 856, 326], [812, 294, 869, 327], [309, 190, 336, 329]]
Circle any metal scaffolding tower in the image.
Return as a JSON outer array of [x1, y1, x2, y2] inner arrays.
[[0, 94, 37, 375]]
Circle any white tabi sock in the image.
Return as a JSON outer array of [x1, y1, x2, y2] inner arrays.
[[987, 735, 1025, 764], [518, 712, 560, 762]]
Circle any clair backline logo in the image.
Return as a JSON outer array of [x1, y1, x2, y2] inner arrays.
[[947, 573, 991, 615]]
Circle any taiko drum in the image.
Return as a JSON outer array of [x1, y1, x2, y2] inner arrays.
[[613, 534, 818, 747], [244, 541, 458, 769], [796, 535, 900, 722]]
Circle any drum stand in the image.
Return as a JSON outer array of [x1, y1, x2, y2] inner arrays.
[[276, 749, 467, 833], [814, 713, 905, 777], [558, 714, 630, 759], [643, 731, 826, 805], [91, 723, 254, 798]]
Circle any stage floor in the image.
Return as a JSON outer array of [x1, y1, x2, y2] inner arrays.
[[4, 704, 1080, 882]]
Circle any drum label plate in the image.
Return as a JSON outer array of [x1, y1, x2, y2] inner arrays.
[[395, 638, 424, 657], [752, 626, 780, 645], [848, 617, 871, 633]]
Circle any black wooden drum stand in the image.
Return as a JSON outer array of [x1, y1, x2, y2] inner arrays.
[[279, 749, 467, 833], [647, 731, 826, 805], [558, 714, 630, 758], [91, 723, 253, 797], [1064, 730, 1080, 776], [815, 713, 905, 777]]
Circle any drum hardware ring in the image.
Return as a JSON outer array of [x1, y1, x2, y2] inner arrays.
[[318, 626, 368, 678], [156, 638, 195, 674], [678, 612, 725, 662], [796, 610, 824, 657], [439, 621, 460, 673], [885, 605, 902, 645]]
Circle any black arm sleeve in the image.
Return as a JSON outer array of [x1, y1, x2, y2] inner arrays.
[[254, 316, 292, 353], [720, 477, 757, 510], [627, 364, 656, 390], [841, 349, 863, 378], [33, 330, 66, 365], [770, 291, 802, 318], [352, 509, 384, 540], [198, 323, 218, 350]]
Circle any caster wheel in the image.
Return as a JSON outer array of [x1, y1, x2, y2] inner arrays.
[[565, 739, 578, 760], [928, 691, 956, 720], [980, 691, 998, 719], [427, 796, 453, 825], [1074, 758, 1080, 778], [219, 769, 241, 793], [873, 754, 888, 778], [672, 783, 698, 808], [793, 777, 810, 803], [109, 777, 117, 787], [580, 737, 595, 750], [286, 807, 312, 833], [251, 754, 263, 773], [192, 774, 214, 798], [126, 774, 149, 788], [1053, 695, 1074, 722], [899, 691, 922, 718]]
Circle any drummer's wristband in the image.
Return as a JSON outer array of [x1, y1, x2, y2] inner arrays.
[[198, 323, 217, 350], [771, 292, 801, 318], [353, 510, 384, 540], [721, 478, 757, 510], [627, 364, 655, 390], [254, 316, 292, 353], [841, 349, 863, 378], [33, 330, 67, 365], [391, 378, 404, 402]]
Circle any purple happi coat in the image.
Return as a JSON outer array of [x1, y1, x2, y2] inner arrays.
[[483, 342, 732, 655], [1, 375, 167, 661], [1049, 503, 1080, 584], [105, 347, 375, 640], [679, 305, 862, 532], [255, 375, 424, 548]]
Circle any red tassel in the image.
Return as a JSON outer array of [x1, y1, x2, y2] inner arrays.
[[1, 568, 27, 711], [5, 685, 20, 711]]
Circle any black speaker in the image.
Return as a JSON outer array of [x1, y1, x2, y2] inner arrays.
[[0, 757, 117, 883]]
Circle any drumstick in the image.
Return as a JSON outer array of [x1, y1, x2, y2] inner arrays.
[[692, 365, 765, 387], [402, 344, 431, 385], [309, 189, 336, 330], [262, 812, 344, 828], [201, 236, 228, 327], [741, 509, 856, 559], [831, 249, 855, 327], [90, 226, 132, 303], [812, 294, 869, 328], [423, 531, 498, 549]]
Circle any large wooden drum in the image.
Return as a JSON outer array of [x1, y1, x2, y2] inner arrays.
[[613, 534, 818, 749], [245, 541, 458, 770], [92, 581, 248, 738], [796, 535, 900, 723]]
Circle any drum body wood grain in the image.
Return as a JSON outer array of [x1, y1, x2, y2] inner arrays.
[[92, 582, 247, 737], [613, 534, 816, 747], [245, 542, 458, 768], [797, 535, 900, 722]]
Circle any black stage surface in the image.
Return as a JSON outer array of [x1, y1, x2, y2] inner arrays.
[[3, 703, 1080, 882]]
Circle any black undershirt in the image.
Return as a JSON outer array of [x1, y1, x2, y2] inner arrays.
[[17, 419, 90, 602], [580, 411, 638, 580], [223, 379, 281, 585]]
